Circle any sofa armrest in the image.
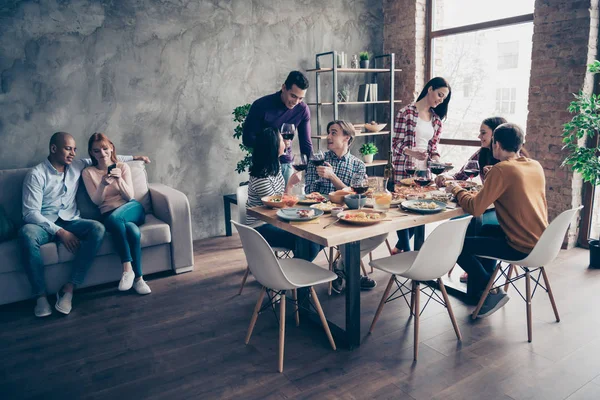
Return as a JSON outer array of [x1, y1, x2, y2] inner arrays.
[[149, 183, 194, 273]]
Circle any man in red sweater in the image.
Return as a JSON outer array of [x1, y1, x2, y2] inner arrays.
[[447, 123, 548, 317]]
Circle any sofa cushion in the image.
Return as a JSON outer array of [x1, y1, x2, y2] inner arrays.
[[0, 239, 59, 274], [57, 214, 171, 263], [0, 205, 16, 243], [0, 168, 29, 229]]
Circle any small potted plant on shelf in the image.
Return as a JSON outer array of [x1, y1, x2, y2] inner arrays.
[[359, 51, 370, 69], [359, 142, 378, 164], [561, 60, 600, 268]]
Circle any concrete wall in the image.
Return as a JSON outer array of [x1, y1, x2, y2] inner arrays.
[[0, 0, 383, 239]]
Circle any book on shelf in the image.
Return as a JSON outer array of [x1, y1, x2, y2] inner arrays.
[[357, 84, 370, 102], [369, 83, 378, 101]]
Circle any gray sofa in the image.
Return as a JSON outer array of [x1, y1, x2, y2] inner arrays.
[[0, 161, 194, 306]]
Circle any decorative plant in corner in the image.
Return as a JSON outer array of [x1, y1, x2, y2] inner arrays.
[[232, 104, 252, 176], [359, 142, 378, 164], [561, 60, 600, 267], [359, 51, 370, 69]]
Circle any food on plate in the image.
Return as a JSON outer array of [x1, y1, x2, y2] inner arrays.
[[262, 194, 298, 208], [399, 177, 415, 186], [411, 201, 440, 210], [304, 192, 327, 202], [296, 209, 315, 218], [311, 201, 342, 212], [394, 185, 435, 199], [342, 211, 383, 222]]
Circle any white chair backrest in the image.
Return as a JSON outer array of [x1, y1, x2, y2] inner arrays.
[[517, 206, 582, 268], [405, 216, 473, 281], [236, 185, 249, 224], [231, 220, 294, 290]]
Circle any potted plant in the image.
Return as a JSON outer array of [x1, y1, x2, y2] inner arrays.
[[562, 60, 600, 268], [232, 104, 252, 177], [359, 142, 378, 164], [359, 51, 370, 69]]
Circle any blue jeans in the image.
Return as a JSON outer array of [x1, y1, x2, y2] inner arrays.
[[18, 218, 106, 297], [255, 223, 321, 262], [456, 225, 528, 301], [395, 228, 415, 252], [102, 200, 146, 277]]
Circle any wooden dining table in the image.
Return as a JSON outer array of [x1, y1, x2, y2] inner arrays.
[[248, 202, 472, 349]]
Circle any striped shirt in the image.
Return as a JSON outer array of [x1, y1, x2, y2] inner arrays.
[[245, 172, 285, 226], [305, 150, 366, 195], [392, 104, 443, 183]]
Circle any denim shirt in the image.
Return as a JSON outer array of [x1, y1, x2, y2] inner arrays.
[[22, 156, 133, 235]]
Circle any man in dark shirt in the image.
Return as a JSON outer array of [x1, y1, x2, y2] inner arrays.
[[242, 71, 313, 184]]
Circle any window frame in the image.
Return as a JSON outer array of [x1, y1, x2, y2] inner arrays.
[[425, 0, 534, 147]]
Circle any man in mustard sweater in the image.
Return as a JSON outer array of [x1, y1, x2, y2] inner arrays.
[[447, 123, 548, 317]]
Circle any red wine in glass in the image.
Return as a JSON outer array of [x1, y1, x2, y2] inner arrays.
[[292, 164, 307, 172], [415, 178, 432, 187], [281, 123, 296, 141], [352, 186, 369, 194], [311, 159, 325, 167], [430, 166, 445, 175], [282, 132, 295, 140], [406, 168, 416, 176], [464, 169, 480, 179]]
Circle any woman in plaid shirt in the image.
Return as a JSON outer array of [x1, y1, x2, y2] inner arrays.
[[391, 77, 452, 254]]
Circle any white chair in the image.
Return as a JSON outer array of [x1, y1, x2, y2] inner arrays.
[[236, 185, 293, 295], [368, 216, 473, 361], [471, 206, 582, 342], [231, 220, 337, 373]]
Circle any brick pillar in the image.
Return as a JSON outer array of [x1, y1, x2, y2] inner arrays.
[[383, 0, 428, 104], [527, 0, 599, 247]]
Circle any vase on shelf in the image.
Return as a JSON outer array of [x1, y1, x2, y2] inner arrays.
[[360, 59, 369, 69], [363, 154, 374, 164], [351, 55, 359, 69]]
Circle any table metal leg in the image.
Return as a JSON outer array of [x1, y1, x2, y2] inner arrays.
[[224, 197, 232, 237], [344, 241, 361, 349]]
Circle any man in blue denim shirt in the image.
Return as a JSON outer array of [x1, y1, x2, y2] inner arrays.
[[19, 132, 150, 317]]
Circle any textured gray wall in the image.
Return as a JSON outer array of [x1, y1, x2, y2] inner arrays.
[[0, 0, 383, 239]]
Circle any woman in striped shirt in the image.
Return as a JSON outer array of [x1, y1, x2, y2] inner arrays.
[[245, 127, 320, 261]]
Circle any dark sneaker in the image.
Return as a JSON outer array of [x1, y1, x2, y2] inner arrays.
[[331, 269, 346, 294], [477, 289, 509, 319], [360, 276, 377, 290]]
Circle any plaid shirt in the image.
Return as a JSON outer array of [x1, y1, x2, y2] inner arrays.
[[305, 150, 366, 195], [392, 104, 443, 183]]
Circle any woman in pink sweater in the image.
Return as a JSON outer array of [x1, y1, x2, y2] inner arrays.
[[82, 133, 151, 295]]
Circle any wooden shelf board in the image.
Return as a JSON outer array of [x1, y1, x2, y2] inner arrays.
[[306, 68, 403, 73], [306, 100, 402, 106], [364, 160, 387, 168]]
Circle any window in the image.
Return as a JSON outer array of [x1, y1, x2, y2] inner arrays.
[[428, 0, 534, 169], [498, 41, 519, 69], [496, 88, 516, 114]]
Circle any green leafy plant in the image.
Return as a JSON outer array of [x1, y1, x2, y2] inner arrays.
[[359, 51, 370, 61], [562, 60, 600, 185], [359, 142, 378, 156], [232, 104, 252, 174]]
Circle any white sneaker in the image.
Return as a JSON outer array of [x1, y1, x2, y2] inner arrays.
[[118, 271, 135, 291], [55, 291, 73, 315], [133, 278, 151, 295], [34, 297, 52, 317]]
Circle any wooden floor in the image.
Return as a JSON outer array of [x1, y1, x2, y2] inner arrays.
[[1, 234, 600, 400]]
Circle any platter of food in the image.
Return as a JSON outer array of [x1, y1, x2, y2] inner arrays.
[[261, 194, 299, 208], [394, 185, 436, 199], [401, 199, 447, 214], [445, 180, 482, 192], [336, 210, 387, 226], [310, 201, 347, 213], [276, 207, 325, 221], [297, 192, 328, 204]]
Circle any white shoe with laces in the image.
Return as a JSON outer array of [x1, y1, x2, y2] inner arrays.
[[119, 270, 135, 291], [133, 278, 151, 295]]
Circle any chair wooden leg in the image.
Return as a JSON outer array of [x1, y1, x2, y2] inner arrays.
[[238, 266, 250, 295], [369, 275, 395, 334], [504, 264, 515, 293], [292, 289, 300, 326], [540, 267, 560, 322], [413, 281, 420, 361], [278, 291, 286, 373], [245, 286, 266, 344], [328, 247, 334, 296], [525, 270, 532, 343], [360, 260, 368, 276], [410, 282, 415, 317], [310, 287, 336, 350], [471, 263, 502, 320], [368, 252, 374, 273], [437, 278, 462, 341], [385, 238, 393, 255], [447, 266, 454, 277]]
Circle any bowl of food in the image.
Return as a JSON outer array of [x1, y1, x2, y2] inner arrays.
[[364, 121, 387, 132], [328, 187, 352, 204], [261, 194, 298, 208], [344, 194, 368, 210]]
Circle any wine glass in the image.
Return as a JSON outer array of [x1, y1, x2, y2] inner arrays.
[[414, 168, 432, 193], [281, 123, 296, 141], [464, 160, 480, 183], [405, 156, 417, 179], [291, 153, 308, 195], [310, 150, 326, 184], [351, 172, 369, 210]]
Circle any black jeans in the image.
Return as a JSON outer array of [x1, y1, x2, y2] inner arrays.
[[395, 228, 415, 252], [456, 225, 528, 300]]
